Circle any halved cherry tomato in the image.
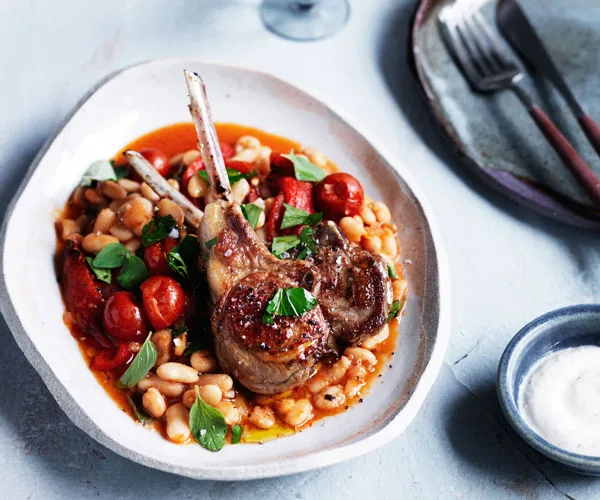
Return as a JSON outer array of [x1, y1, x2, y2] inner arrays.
[[315, 172, 364, 220], [140, 148, 171, 177], [90, 344, 133, 371], [143, 237, 178, 275], [103, 291, 150, 342], [182, 157, 205, 193], [140, 276, 185, 330]]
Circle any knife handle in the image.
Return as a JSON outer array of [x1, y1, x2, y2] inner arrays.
[[529, 105, 600, 210], [579, 114, 600, 158]]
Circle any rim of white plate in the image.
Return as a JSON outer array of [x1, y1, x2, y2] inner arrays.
[[0, 58, 451, 480]]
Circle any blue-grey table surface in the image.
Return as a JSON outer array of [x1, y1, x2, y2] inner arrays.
[[1, 1, 599, 499]]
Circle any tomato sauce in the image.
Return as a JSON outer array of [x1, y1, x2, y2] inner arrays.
[[59, 122, 403, 444]]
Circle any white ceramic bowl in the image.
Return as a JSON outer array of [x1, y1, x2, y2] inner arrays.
[[0, 60, 450, 480]]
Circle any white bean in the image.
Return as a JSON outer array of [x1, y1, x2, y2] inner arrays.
[[137, 374, 184, 397], [165, 403, 191, 444], [142, 387, 166, 417], [156, 362, 199, 384]]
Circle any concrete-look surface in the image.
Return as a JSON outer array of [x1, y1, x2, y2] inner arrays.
[[0, 1, 599, 498]]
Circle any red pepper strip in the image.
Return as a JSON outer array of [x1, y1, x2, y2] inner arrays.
[[278, 176, 315, 213], [266, 193, 285, 242], [220, 142, 234, 161], [91, 344, 133, 371], [270, 152, 295, 177]]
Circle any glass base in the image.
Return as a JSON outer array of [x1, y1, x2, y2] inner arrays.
[[261, 0, 350, 41]]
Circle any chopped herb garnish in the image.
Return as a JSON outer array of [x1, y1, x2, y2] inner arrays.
[[114, 165, 130, 180], [241, 203, 263, 229], [387, 299, 403, 323], [263, 287, 319, 325], [280, 204, 322, 229], [119, 334, 157, 388], [85, 256, 112, 284], [231, 425, 243, 444], [272, 235, 301, 258], [117, 254, 148, 290], [205, 237, 218, 250], [92, 243, 129, 268], [282, 151, 326, 182], [141, 215, 177, 247], [126, 394, 152, 425], [189, 387, 227, 452], [271, 227, 317, 259], [179, 235, 199, 268], [81, 160, 117, 186], [168, 245, 189, 282], [199, 168, 256, 186], [387, 264, 398, 279]]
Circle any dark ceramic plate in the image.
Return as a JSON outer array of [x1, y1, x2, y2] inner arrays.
[[411, 0, 600, 229]]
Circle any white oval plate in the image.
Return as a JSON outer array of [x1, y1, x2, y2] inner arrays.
[[0, 60, 450, 480]]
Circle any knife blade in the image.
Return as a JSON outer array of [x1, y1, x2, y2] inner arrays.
[[496, 0, 600, 156]]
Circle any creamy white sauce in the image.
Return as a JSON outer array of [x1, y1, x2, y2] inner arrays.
[[519, 346, 600, 456]]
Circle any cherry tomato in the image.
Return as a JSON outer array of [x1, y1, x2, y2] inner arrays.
[[103, 291, 150, 342], [140, 276, 185, 330], [143, 237, 178, 275], [315, 173, 364, 220], [220, 142, 235, 161], [139, 148, 171, 177], [182, 143, 234, 192], [90, 344, 133, 371], [182, 157, 205, 193]]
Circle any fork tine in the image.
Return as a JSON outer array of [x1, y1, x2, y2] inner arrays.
[[454, 15, 495, 77], [471, 11, 515, 70], [462, 13, 503, 73], [438, 11, 483, 86]]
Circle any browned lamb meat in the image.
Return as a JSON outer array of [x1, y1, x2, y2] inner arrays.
[[311, 221, 392, 345]]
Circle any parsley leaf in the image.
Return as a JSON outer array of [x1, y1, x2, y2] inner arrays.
[[280, 204, 322, 229], [263, 287, 319, 325], [119, 334, 157, 388], [189, 387, 228, 452], [118, 254, 148, 290], [141, 215, 177, 247], [387, 299, 403, 323], [205, 237, 218, 250], [231, 425, 243, 444], [85, 256, 112, 284], [271, 227, 317, 259], [387, 264, 398, 279], [199, 168, 256, 186], [241, 203, 263, 229], [272, 235, 301, 258], [81, 160, 117, 186], [282, 151, 326, 182]]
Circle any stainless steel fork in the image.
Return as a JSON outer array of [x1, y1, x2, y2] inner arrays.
[[438, 4, 600, 209]]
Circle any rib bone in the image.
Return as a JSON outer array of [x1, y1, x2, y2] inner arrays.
[[184, 70, 231, 202]]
